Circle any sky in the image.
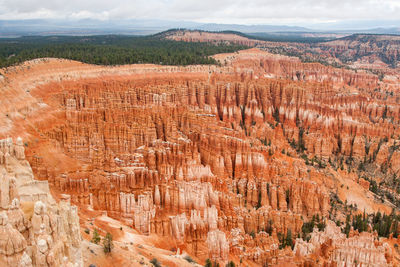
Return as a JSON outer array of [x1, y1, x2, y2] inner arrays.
[[0, 0, 400, 26]]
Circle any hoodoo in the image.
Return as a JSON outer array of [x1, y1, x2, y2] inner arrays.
[[0, 42, 400, 266]]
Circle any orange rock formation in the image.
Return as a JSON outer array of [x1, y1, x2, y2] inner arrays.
[[0, 48, 399, 266]]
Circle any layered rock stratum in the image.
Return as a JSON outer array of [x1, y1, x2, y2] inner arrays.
[[0, 47, 400, 266]]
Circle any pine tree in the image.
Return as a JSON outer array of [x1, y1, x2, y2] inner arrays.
[[286, 229, 294, 249], [205, 259, 212, 267], [103, 232, 114, 253]]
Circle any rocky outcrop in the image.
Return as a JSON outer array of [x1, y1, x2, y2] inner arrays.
[[0, 211, 27, 266], [206, 230, 229, 263], [0, 138, 82, 266], [294, 220, 391, 266]]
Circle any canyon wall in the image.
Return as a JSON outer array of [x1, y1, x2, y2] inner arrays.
[[0, 49, 399, 265]]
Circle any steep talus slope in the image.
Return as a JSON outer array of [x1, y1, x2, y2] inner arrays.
[[0, 49, 400, 266]]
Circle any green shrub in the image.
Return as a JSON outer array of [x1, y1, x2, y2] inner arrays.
[[150, 258, 162, 267], [91, 229, 100, 244], [184, 255, 196, 263]]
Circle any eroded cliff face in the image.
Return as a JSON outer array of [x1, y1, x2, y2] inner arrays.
[[320, 35, 400, 69], [294, 220, 392, 266], [0, 49, 399, 266], [165, 30, 400, 71], [164, 30, 268, 47], [0, 138, 82, 266]]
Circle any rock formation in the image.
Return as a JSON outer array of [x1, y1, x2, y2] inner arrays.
[[0, 138, 82, 266], [294, 221, 390, 266], [166, 30, 400, 70], [0, 47, 399, 265]]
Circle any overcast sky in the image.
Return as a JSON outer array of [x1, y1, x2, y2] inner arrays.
[[0, 0, 399, 25]]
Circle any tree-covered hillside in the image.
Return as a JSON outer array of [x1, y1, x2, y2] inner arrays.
[[0, 35, 247, 67]]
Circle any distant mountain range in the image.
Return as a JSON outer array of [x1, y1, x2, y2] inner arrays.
[[0, 19, 399, 37], [194, 23, 309, 33]]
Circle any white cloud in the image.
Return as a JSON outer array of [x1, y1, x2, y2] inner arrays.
[[0, 0, 399, 25]]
